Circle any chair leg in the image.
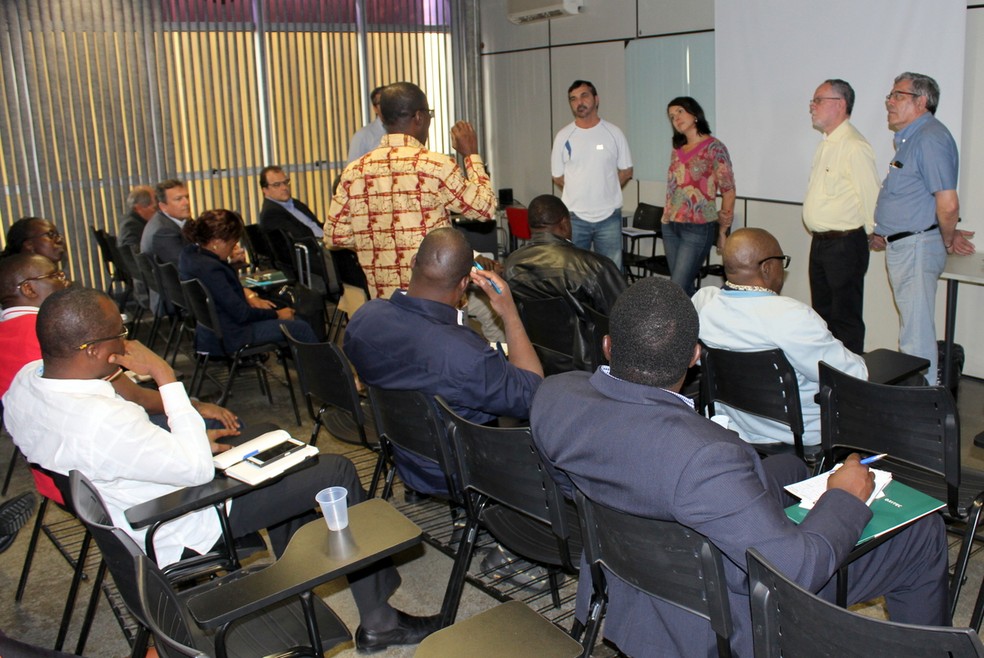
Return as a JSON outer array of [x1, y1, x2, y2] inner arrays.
[[218, 358, 242, 408], [307, 408, 322, 446], [74, 558, 107, 655], [280, 355, 301, 426], [16, 497, 47, 601], [439, 517, 481, 627], [129, 626, 150, 658], [55, 530, 92, 650], [579, 594, 606, 658], [2, 445, 20, 496], [547, 568, 562, 608], [368, 453, 387, 499], [955, 495, 984, 624]]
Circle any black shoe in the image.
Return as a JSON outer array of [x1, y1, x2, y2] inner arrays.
[[480, 544, 549, 592], [355, 611, 442, 653], [403, 487, 431, 505], [0, 492, 36, 554]]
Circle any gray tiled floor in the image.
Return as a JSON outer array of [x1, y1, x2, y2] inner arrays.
[[2, 336, 984, 656]]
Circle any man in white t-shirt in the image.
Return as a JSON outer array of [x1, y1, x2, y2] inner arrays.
[[551, 80, 633, 270]]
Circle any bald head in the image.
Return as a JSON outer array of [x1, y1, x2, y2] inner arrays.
[[0, 254, 68, 309], [722, 228, 786, 293], [409, 228, 473, 298]]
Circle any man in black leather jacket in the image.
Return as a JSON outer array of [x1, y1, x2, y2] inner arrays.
[[504, 194, 626, 373]]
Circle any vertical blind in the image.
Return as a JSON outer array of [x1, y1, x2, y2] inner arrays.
[[0, 0, 458, 290]]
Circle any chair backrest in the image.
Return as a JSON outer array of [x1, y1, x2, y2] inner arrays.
[[700, 342, 805, 458], [517, 296, 578, 374], [583, 304, 609, 367], [69, 470, 148, 624], [91, 226, 126, 282], [368, 387, 459, 501], [263, 227, 299, 280], [746, 547, 984, 658], [435, 396, 576, 569], [157, 261, 190, 313], [136, 554, 208, 658], [293, 235, 342, 299], [136, 251, 163, 297], [574, 487, 733, 653], [818, 361, 960, 512], [117, 244, 145, 292], [505, 207, 531, 240], [281, 325, 368, 441], [631, 203, 663, 232], [243, 223, 275, 269], [180, 278, 224, 342]]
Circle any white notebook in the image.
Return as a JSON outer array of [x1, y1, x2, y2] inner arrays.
[[213, 429, 318, 486], [784, 465, 892, 510]]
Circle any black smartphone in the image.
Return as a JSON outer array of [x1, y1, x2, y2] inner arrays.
[[246, 438, 304, 467]]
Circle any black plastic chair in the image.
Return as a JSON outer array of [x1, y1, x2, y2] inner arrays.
[[135, 251, 171, 351], [180, 278, 300, 425], [116, 244, 148, 334], [817, 361, 984, 623], [435, 396, 580, 627], [583, 304, 610, 369], [516, 296, 581, 376], [700, 342, 808, 463], [292, 235, 345, 341], [242, 223, 276, 271], [263, 227, 300, 283], [621, 203, 667, 282], [91, 226, 132, 311], [366, 387, 458, 502], [280, 325, 377, 449], [746, 547, 984, 658], [574, 487, 734, 658], [156, 261, 195, 365]]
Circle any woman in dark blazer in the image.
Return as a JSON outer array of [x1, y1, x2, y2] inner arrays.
[[178, 209, 317, 354]]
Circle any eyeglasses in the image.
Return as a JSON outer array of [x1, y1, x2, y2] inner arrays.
[[809, 96, 842, 106], [417, 108, 435, 118], [758, 255, 791, 269], [26, 229, 61, 241], [885, 90, 921, 102], [266, 178, 291, 189], [16, 269, 67, 289], [76, 326, 129, 351]]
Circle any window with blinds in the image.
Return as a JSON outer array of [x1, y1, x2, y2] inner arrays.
[[0, 0, 456, 290]]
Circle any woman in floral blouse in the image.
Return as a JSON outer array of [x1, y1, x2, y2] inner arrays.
[[662, 96, 736, 297]]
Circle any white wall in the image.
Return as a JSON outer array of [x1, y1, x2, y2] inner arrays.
[[481, 0, 984, 377]]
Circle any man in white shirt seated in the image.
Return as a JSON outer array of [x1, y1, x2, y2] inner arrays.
[[692, 228, 867, 449], [3, 287, 440, 652]]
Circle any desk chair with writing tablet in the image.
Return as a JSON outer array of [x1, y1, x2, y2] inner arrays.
[[817, 361, 984, 623], [747, 548, 984, 658]]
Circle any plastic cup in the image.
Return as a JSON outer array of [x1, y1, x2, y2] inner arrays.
[[316, 486, 348, 531]]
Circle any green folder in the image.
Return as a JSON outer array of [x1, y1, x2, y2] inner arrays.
[[786, 480, 944, 545]]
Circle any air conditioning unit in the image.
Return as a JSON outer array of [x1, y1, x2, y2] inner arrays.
[[507, 0, 583, 25]]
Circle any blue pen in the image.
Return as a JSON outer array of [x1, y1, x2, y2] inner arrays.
[[860, 453, 888, 465], [473, 260, 502, 294], [242, 449, 259, 462]]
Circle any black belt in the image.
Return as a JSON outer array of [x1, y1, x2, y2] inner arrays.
[[812, 227, 865, 240], [882, 224, 938, 243]]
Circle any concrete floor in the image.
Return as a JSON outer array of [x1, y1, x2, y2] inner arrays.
[[2, 337, 984, 656]]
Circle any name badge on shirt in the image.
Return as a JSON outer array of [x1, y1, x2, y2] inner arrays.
[[596, 144, 605, 151]]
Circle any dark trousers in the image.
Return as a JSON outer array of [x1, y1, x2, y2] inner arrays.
[[763, 454, 949, 625], [224, 455, 400, 620], [809, 229, 869, 354]]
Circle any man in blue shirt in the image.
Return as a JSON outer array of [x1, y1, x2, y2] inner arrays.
[[343, 228, 543, 494], [872, 72, 975, 385], [257, 165, 325, 240]]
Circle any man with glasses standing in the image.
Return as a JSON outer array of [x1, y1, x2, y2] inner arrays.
[[803, 79, 880, 355], [693, 228, 866, 451], [327, 81, 497, 300], [872, 72, 975, 386], [257, 165, 325, 241]]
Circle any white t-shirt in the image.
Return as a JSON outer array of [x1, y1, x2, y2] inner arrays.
[[551, 119, 632, 221]]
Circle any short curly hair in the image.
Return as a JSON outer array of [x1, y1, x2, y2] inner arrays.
[[608, 277, 699, 388]]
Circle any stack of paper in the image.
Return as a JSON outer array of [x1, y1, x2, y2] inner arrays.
[[784, 465, 892, 510], [213, 429, 318, 486]]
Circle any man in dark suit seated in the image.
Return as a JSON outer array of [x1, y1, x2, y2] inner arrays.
[[531, 276, 948, 658], [140, 178, 191, 266], [257, 165, 325, 241]]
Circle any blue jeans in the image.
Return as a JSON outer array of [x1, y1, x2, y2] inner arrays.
[[249, 318, 317, 346], [662, 221, 717, 297], [571, 209, 623, 271], [886, 231, 946, 384]]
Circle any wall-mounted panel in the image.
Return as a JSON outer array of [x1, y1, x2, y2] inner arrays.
[[549, 0, 636, 46], [479, 0, 550, 54], [482, 49, 554, 206], [639, 0, 714, 37]]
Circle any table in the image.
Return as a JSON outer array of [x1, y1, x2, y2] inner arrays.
[[187, 499, 422, 654], [940, 254, 984, 446], [863, 348, 930, 385]]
